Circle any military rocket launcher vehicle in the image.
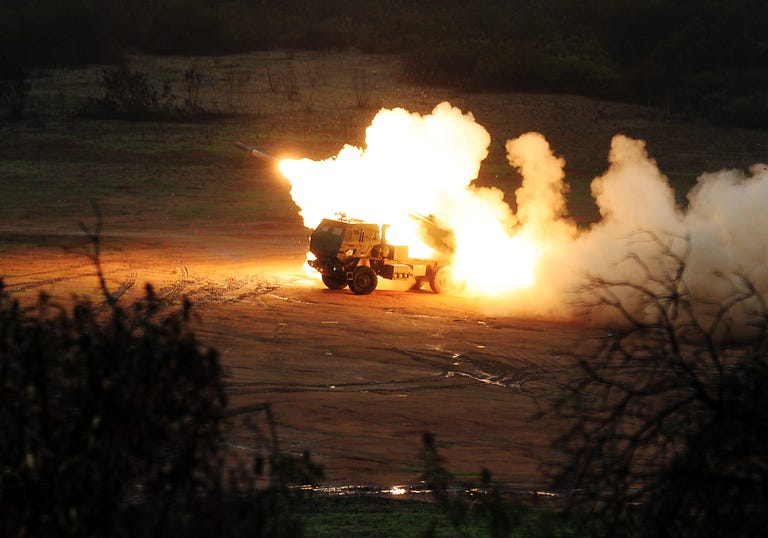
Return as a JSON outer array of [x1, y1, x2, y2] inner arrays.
[[307, 215, 460, 295], [235, 141, 462, 295]]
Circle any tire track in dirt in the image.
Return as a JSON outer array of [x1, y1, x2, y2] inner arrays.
[[154, 269, 283, 307], [383, 346, 567, 393], [223, 345, 567, 398], [223, 375, 459, 396], [7, 265, 122, 293]]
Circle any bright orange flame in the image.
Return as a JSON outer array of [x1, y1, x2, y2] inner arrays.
[[303, 251, 321, 279], [277, 102, 545, 296]]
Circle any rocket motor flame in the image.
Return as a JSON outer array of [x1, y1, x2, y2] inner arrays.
[[278, 102, 543, 295]]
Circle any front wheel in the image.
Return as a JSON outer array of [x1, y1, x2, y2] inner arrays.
[[322, 274, 347, 290], [429, 266, 465, 294], [348, 266, 378, 295]]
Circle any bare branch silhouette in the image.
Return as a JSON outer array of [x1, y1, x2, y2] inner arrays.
[[550, 232, 768, 537]]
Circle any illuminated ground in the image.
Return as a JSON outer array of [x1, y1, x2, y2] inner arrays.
[[2, 50, 765, 492], [1, 232, 587, 490]]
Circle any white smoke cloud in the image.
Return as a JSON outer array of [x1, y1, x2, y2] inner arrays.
[[507, 129, 768, 328]]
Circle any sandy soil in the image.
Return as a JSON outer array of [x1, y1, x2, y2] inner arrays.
[[2, 49, 765, 493]]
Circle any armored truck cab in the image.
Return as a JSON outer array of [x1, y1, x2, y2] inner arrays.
[[307, 217, 458, 295]]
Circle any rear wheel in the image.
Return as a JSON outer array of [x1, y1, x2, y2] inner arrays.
[[429, 266, 464, 294], [322, 274, 347, 290], [349, 266, 378, 295]]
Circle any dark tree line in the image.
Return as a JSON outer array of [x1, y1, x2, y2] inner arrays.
[[1, 0, 767, 127]]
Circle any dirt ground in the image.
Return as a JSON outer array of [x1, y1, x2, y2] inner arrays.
[[1, 50, 765, 493], [1, 228, 587, 492]]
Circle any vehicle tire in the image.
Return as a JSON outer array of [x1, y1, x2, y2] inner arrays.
[[349, 266, 378, 295], [322, 274, 348, 290], [429, 266, 464, 294]]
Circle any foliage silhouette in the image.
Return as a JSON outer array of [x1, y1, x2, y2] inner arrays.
[[551, 234, 768, 537], [419, 432, 574, 537], [98, 65, 177, 118], [0, 215, 322, 537]]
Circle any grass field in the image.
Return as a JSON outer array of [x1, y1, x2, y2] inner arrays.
[[299, 495, 575, 537]]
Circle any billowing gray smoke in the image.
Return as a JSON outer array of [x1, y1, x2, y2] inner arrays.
[[507, 131, 768, 330]]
